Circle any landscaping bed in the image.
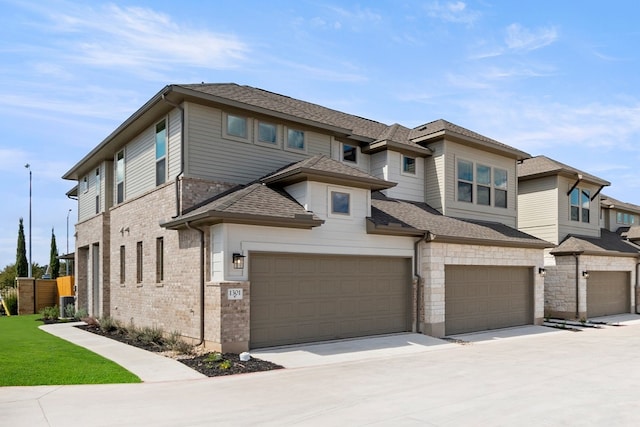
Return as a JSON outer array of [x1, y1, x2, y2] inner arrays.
[[76, 323, 284, 377]]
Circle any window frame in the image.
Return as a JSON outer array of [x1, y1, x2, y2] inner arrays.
[[329, 189, 351, 217], [457, 159, 474, 203], [119, 245, 126, 285], [95, 167, 101, 214], [456, 159, 508, 208], [342, 143, 358, 164], [401, 155, 416, 176], [155, 120, 167, 186], [136, 241, 143, 284], [569, 187, 591, 223], [284, 127, 306, 153], [156, 237, 164, 284], [223, 112, 250, 142], [254, 120, 280, 148], [115, 150, 125, 204]]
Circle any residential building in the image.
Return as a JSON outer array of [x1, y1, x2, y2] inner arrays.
[[64, 83, 551, 352]]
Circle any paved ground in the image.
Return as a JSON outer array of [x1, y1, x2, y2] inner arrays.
[[2, 315, 640, 426]]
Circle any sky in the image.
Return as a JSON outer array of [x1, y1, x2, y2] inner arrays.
[[1, 0, 640, 269]]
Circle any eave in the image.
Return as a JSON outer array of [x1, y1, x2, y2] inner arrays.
[[262, 168, 396, 191], [160, 211, 324, 230]]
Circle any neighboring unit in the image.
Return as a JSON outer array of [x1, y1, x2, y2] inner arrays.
[[64, 83, 551, 352], [518, 156, 640, 320]]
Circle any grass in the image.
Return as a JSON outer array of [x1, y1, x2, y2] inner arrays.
[[0, 315, 141, 386]]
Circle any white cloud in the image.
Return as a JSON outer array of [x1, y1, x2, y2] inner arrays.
[[425, 1, 480, 25], [505, 23, 558, 52]]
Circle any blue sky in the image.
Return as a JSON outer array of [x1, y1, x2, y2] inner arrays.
[[1, 0, 640, 269]]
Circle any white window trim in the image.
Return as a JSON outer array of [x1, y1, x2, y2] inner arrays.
[[401, 155, 417, 176], [284, 126, 307, 153], [341, 142, 358, 165], [254, 120, 281, 148], [328, 187, 352, 218], [115, 149, 125, 204], [222, 112, 251, 143], [456, 158, 508, 208], [155, 119, 168, 186]]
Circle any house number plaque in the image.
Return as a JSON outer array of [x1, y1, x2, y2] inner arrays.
[[227, 288, 243, 300]]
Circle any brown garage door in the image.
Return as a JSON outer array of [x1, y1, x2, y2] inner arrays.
[[587, 271, 630, 318], [445, 266, 533, 335], [250, 253, 411, 348]]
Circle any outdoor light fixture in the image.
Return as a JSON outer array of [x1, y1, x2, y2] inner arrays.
[[538, 267, 546, 277], [582, 271, 590, 279], [232, 253, 246, 269]]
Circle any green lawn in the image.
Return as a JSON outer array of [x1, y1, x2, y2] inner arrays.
[[0, 315, 140, 386]]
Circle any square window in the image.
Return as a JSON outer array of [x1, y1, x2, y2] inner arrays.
[[227, 114, 247, 139], [331, 191, 350, 215], [287, 128, 305, 151], [402, 156, 416, 174], [343, 144, 357, 163], [257, 122, 277, 144]]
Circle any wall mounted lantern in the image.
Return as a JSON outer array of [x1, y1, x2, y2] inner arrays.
[[232, 253, 246, 269], [538, 267, 546, 277], [582, 270, 589, 279]]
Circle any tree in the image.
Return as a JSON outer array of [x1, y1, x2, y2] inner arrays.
[[0, 264, 17, 290], [16, 218, 27, 277], [49, 228, 60, 279]]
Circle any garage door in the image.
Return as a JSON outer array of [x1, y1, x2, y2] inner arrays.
[[250, 253, 411, 348], [587, 271, 630, 318], [445, 266, 533, 335]]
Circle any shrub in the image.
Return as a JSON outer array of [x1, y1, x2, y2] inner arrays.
[[4, 290, 17, 315], [99, 316, 122, 333], [75, 308, 88, 320], [138, 326, 164, 346], [166, 331, 194, 355], [39, 305, 59, 321], [64, 303, 76, 318]]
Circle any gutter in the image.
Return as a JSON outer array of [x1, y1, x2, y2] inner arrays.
[[572, 253, 580, 319], [161, 93, 185, 218], [185, 221, 205, 346]]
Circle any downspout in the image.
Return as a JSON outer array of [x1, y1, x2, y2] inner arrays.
[[161, 94, 185, 218], [636, 259, 640, 314], [573, 253, 580, 319], [185, 221, 205, 346], [414, 232, 431, 333]]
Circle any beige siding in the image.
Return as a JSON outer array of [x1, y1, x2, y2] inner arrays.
[[518, 176, 559, 244], [425, 141, 445, 212], [125, 123, 155, 200], [330, 138, 371, 174], [557, 176, 600, 241], [384, 151, 425, 202], [167, 108, 182, 179], [370, 151, 388, 181], [186, 103, 331, 185], [441, 141, 518, 227]]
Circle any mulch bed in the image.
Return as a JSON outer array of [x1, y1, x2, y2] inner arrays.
[[74, 323, 284, 377]]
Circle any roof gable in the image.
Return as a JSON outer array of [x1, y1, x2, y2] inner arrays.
[[518, 155, 610, 186]]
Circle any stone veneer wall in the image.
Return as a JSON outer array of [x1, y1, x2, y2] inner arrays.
[[74, 212, 109, 317], [179, 177, 237, 212], [420, 241, 545, 337], [205, 281, 250, 353], [545, 254, 638, 319]]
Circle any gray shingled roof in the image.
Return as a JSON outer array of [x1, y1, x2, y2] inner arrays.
[[370, 192, 551, 247], [261, 154, 395, 190], [518, 155, 610, 186], [600, 194, 640, 214], [551, 228, 640, 256], [618, 226, 640, 241]]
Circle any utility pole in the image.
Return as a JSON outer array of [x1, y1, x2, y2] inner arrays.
[[25, 164, 32, 278], [66, 208, 72, 275]]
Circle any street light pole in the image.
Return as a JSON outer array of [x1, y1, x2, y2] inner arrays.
[[25, 164, 32, 278], [66, 209, 72, 275]]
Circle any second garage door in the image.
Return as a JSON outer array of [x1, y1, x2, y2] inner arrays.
[[250, 253, 412, 348], [587, 271, 630, 318], [445, 265, 533, 335]]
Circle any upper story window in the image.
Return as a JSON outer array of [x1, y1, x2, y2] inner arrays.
[[342, 143, 357, 163], [286, 128, 305, 152], [81, 176, 88, 194], [155, 120, 167, 186], [570, 188, 590, 223], [331, 191, 350, 215], [115, 150, 125, 204], [95, 167, 100, 214], [457, 159, 508, 208], [225, 114, 248, 139], [256, 121, 278, 145], [402, 156, 416, 175], [616, 212, 636, 225]]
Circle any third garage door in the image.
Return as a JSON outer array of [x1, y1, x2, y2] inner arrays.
[[445, 265, 533, 335], [250, 253, 411, 348], [587, 271, 630, 318]]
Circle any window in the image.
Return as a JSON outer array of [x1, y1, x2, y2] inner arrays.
[[617, 212, 636, 225], [155, 120, 166, 186], [570, 188, 590, 223], [119, 245, 125, 284], [331, 191, 350, 215], [402, 156, 416, 175], [457, 160, 473, 203], [457, 160, 508, 208], [286, 128, 305, 151], [343, 143, 357, 163], [226, 114, 248, 139], [136, 241, 143, 284], [115, 150, 125, 204], [156, 237, 164, 283], [95, 167, 100, 214], [257, 121, 277, 145]]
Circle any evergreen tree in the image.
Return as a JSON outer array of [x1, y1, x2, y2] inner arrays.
[[16, 218, 28, 277], [49, 228, 60, 279]]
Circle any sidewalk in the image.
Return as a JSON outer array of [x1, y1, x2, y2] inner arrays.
[[39, 322, 206, 382]]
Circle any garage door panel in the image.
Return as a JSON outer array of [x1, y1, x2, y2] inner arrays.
[[587, 271, 630, 317], [250, 253, 411, 348], [445, 266, 533, 335]]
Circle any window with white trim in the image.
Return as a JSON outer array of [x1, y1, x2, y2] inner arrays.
[[225, 113, 248, 139], [402, 155, 416, 175], [456, 159, 508, 208], [95, 167, 100, 214], [286, 128, 305, 151], [617, 212, 636, 225], [155, 120, 167, 186], [115, 150, 125, 204], [342, 143, 357, 163], [570, 188, 590, 223], [331, 191, 350, 215], [256, 121, 278, 146]]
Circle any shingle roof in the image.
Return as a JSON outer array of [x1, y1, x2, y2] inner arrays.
[[551, 228, 640, 256], [600, 194, 640, 214], [370, 192, 552, 247], [261, 154, 395, 190], [618, 226, 640, 241], [518, 155, 610, 186]]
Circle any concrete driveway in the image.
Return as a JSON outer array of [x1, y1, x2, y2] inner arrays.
[[3, 316, 640, 426]]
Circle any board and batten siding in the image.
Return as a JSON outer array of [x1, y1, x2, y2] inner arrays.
[[383, 151, 425, 203], [425, 141, 445, 212], [517, 176, 559, 244], [557, 176, 601, 241], [440, 141, 518, 227], [185, 103, 331, 185]]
